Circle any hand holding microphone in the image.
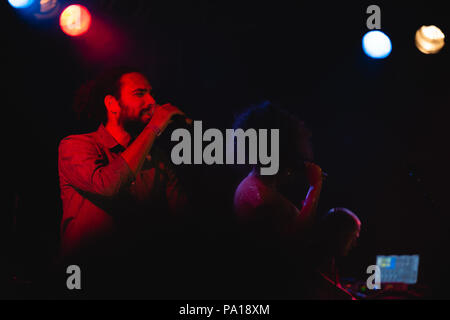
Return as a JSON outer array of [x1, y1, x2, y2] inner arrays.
[[148, 103, 192, 135]]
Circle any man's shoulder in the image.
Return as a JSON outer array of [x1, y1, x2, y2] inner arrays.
[[58, 130, 100, 152], [234, 175, 275, 211], [235, 175, 274, 197], [61, 131, 97, 142]]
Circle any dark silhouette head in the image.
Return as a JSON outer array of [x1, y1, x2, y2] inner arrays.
[[232, 100, 313, 178]]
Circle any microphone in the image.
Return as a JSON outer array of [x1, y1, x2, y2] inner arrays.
[[171, 114, 193, 125]]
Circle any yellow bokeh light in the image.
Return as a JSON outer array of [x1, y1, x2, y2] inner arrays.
[[415, 25, 445, 54], [60, 4, 91, 37]]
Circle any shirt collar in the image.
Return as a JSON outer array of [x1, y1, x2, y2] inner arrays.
[[95, 124, 123, 151]]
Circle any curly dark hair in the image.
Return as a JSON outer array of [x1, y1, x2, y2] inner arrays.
[[73, 66, 141, 126], [232, 100, 313, 173]]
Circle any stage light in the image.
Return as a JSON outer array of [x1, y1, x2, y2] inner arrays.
[[415, 25, 445, 54], [8, 0, 34, 9], [40, 0, 58, 13], [34, 0, 60, 20], [60, 4, 91, 37], [362, 30, 392, 59]]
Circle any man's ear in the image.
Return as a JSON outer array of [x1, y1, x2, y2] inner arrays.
[[104, 95, 121, 114]]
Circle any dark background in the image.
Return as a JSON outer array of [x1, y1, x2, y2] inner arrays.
[[2, 0, 449, 298]]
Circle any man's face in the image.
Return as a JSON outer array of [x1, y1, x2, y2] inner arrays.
[[341, 221, 361, 257], [117, 72, 157, 131]]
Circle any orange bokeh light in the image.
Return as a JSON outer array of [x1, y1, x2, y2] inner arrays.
[[60, 4, 91, 37]]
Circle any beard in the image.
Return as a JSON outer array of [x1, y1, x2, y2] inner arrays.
[[120, 104, 152, 138], [123, 119, 147, 138]]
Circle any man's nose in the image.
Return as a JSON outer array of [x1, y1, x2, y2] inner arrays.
[[144, 93, 156, 105]]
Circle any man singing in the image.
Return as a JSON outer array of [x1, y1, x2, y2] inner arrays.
[[58, 67, 189, 286]]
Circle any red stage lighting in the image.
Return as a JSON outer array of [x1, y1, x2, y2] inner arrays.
[[60, 4, 91, 37]]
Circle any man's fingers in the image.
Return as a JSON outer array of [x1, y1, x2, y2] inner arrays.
[[157, 103, 192, 125]]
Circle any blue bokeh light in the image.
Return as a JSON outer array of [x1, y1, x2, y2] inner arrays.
[[8, 0, 34, 9], [362, 30, 392, 59]]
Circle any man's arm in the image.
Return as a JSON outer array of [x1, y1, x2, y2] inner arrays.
[[58, 135, 133, 197], [58, 104, 185, 197], [121, 104, 185, 176], [293, 162, 323, 231]]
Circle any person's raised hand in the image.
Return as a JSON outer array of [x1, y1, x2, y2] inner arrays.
[[304, 161, 323, 187]]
